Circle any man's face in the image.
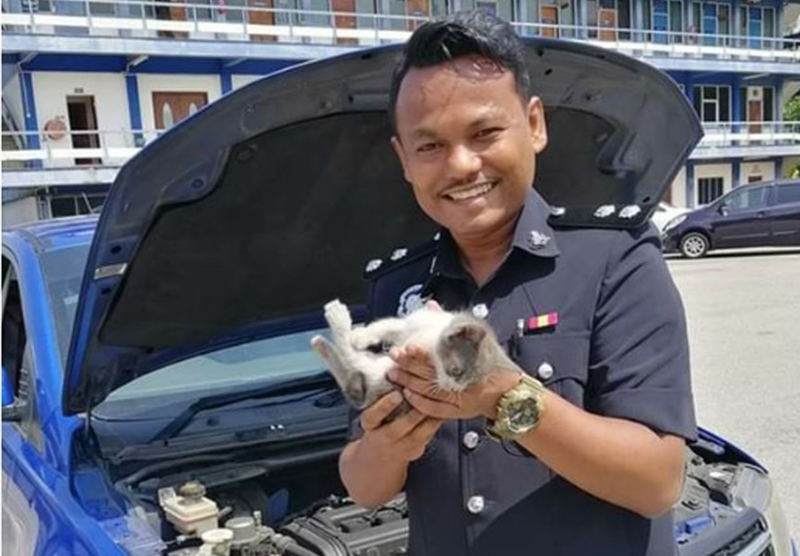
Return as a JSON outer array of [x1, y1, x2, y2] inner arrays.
[[392, 56, 547, 241]]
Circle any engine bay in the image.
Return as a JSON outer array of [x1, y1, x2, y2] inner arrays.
[[78, 432, 774, 556]]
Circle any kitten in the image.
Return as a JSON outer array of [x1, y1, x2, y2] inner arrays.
[[310, 300, 518, 414]]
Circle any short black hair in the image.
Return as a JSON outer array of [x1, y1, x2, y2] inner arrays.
[[388, 10, 531, 133]]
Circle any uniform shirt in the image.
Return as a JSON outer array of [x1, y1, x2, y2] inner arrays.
[[353, 188, 697, 556]]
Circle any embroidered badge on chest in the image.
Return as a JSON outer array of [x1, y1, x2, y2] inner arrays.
[[397, 284, 424, 317]]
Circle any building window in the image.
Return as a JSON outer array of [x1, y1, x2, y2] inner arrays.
[[698, 177, 724, 205], [692, 85, 730, 123], [48, 194, 105, 218]]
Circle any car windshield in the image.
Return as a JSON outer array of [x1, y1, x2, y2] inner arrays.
[[41, 243, 332, 420], [40, 243, 91, 368]]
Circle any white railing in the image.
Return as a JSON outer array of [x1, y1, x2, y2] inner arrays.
[[698, 121, 800, 147], [3, 122, 798, 168], [1, 129, 153, 166], [2, 0, 799, 62]]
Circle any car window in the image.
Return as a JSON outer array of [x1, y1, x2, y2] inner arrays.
[[97, 328, 330, 419], [723, 187, 769, 213], [1, 257, 44, 451], [775, 183, 800, 205]]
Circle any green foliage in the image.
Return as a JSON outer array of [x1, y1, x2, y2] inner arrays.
[[786, 94, 800, 122]]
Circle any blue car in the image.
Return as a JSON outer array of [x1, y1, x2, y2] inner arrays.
[[3, 41, 796, 556], [662, 179, 800, 258]]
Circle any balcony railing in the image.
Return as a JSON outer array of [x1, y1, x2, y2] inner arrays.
[[3, 122, 799, 172], [697, 121, 800, 147], [2, 0, 799, 63]]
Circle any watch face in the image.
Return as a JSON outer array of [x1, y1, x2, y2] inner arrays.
[[508, 398, 540, 432]]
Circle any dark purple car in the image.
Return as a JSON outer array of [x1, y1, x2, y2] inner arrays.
[[662, 179, 800, 258]]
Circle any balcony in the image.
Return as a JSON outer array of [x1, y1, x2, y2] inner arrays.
[[691, 121, 800, 159], [2, 0, 799, 72], [3, 122, 798, 187]]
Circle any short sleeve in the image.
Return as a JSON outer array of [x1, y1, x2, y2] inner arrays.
[[586, 227, 697, 441]]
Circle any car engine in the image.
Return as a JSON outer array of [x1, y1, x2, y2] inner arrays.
[[98, 433, 779, 556]]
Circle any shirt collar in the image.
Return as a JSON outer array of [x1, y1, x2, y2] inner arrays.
[[427, 188, 560, 281]]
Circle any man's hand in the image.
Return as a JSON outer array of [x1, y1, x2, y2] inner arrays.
[[360, 390, 443, 463], [388, 344, 520, 420]]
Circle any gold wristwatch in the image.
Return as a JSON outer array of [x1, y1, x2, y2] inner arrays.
[[485, 373, 546, 442]]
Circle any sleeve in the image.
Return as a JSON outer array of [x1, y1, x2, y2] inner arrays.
[[586, 226, 697, 441]]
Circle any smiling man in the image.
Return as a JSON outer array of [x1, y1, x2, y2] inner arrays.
[[338, 11, 696, 556]]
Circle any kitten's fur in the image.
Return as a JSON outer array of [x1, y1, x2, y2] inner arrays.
[[310, 300, 517, 413]]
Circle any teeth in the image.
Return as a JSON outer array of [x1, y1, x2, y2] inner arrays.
[[446, 183, 494, 201]]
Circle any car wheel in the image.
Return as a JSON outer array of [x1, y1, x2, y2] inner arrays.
[[680, 233, 709, 259]]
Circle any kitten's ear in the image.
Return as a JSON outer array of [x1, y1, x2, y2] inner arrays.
[[445, 321, 487, 345]]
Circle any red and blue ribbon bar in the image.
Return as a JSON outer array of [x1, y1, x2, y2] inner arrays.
[[526, 312, 558, 332]]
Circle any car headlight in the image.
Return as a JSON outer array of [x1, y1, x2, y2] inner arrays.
[[663, 214, 687, 233]]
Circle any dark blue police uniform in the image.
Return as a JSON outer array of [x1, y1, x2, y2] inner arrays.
[[355, 188, 697, 556]]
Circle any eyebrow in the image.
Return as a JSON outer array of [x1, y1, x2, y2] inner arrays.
[[409, 114, 504, 141]]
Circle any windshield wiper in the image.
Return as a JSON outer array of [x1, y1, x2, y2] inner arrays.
[[151, 371, 336, 442]]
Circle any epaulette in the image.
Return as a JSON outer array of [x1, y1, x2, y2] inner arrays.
[[362, 232, 440, 281]]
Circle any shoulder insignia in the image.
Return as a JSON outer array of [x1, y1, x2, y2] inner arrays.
[[363, 238, 438, 281]]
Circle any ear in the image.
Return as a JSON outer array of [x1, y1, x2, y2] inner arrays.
[[391, 136, 413, 184], [526, 96, 548, 154], [445, 322, 487, 346]]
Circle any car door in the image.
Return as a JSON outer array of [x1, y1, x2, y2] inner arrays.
[[711, 185, 772, 249], [768, 182, 800, 246], [2, 253, 44, 556]]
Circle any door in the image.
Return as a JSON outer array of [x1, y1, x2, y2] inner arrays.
[[331, 0, 357, 44], [66, 96, 101, 166], [769, 182, 800, 246], [748, 99, 762, 135], [712, 185, 772, 249], [247, 0, 276, 42], [407, 0, 429, 29], [156, 0, 189, 38], [540, 5, 559, 37], [153, 92, 209, 131], [598, 8, 617, 40]]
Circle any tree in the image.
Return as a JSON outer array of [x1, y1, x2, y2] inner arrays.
[[785, 94, 800, 178], [786, 94, 800, 122]]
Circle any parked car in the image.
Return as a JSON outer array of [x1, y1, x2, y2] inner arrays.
[[651, 202, 691, 233], [2, 41, 795, 556], [662, 179, 800, 258]]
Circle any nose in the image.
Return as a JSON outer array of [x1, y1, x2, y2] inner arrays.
[[447, 144, 481, 181]]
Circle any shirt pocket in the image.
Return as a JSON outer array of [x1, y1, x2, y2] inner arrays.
[[515, 334, 591, 409]]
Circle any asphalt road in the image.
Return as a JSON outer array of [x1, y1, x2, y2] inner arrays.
[[666, 249, 800, 542]]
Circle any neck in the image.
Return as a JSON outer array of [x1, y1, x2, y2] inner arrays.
[[452, 215, 518, 286]]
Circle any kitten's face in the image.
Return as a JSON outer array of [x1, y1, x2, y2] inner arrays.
[[434, 318, 490, 392]]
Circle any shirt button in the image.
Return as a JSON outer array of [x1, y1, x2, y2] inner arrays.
[[537, 362, 554, 380], [462, 430, 480, 450], [467, 495, 485, 514], [472, 304, 489, 319]]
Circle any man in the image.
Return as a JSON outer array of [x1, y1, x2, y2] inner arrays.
[[339, 11, 696, 556]]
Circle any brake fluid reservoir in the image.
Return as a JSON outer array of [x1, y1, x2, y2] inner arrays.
[[159, 481, 220, 536]]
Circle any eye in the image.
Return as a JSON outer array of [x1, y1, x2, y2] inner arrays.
[[475, 127, 503, 139], [416, 142, 440, 154]]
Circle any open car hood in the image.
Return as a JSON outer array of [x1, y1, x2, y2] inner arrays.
[[64, 40, 702, 414]]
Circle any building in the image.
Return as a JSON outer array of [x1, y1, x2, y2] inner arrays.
[[2, 0, 799, 225]]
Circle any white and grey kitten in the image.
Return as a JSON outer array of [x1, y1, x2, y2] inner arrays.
[[310, 300, 517, 413]]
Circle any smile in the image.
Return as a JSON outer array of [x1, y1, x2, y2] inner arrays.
[[443, 182, 496, 201]]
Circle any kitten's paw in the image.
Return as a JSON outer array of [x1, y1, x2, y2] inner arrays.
[[324, 299, 353, 335], [310, 335, 333, 360], [348, 327, 377, 351]]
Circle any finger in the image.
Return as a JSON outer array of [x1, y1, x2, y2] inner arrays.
[[392, 345, 436, 379], [388, 368, 452, 402], [360, 391, 405, 431], [424, 299, 443, 312], [404, 389, 460, 419]]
